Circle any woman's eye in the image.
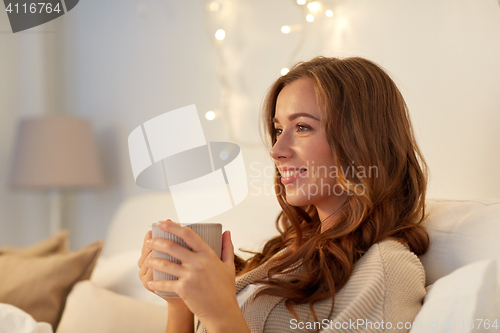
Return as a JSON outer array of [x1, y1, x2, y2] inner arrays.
[[274, 125, 310, 138]]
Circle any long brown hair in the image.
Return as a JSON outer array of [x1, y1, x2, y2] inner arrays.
[[236, 56, 429, 323]]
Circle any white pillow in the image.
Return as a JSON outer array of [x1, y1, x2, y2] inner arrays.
[[56, 281, 168, 333], [91, 251, 167, 307], [0, 303, 53, 333], [103, 192, 281, 259], [420, 199, 500, 286], [410, 260, 500, 333]]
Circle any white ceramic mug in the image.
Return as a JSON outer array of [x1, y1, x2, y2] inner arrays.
[[151, 222, 222, 297]]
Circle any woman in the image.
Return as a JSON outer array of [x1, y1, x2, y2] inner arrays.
[[138, 56, 429, 333]]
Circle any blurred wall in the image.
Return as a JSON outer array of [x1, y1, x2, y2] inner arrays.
[[1, 0, 499, 249], [0, 17, 62, 246]]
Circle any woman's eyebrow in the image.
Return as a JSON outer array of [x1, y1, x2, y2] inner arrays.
[[273, 112, 320, 123]]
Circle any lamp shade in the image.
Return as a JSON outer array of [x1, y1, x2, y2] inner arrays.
[[9, 116, 104, 189]]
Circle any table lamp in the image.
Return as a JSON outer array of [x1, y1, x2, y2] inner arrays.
[[9, 116, 104, 235]]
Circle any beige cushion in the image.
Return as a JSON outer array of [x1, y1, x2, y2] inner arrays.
[[0, 230, 69, 256], [91, 251, 169, 307], [56, 281, 168, 333], [0, 240, 102, 329]]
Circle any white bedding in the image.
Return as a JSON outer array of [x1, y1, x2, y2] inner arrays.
[[0, 303, 53, 333]]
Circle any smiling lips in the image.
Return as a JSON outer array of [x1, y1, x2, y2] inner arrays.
[[278, 168, 308, 185]]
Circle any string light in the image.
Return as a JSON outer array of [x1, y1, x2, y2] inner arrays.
[[307, 1, 320, 11], [215, 29, 226, 40], [205, 0, 338, 144], [209, 2, 220, 11], [205, 111, 216, 120], [281, 24, 302, 34]]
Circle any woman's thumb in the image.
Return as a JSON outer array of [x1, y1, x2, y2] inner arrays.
[[221, 230, 234, 266]]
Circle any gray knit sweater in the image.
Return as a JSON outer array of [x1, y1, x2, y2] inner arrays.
[[196, 239, 426, 333]]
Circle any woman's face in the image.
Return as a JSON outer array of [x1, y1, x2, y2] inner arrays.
[[270, 77, 341, 209]]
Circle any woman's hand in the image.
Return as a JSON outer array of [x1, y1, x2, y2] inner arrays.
[[144, 220, 250, 333], [137, 230, 189, 308], [138, 231, 194, 333], [138, 230, 155, 294]]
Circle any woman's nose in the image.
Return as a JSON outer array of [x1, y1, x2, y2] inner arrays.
[[270, 134, 293, 161]]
